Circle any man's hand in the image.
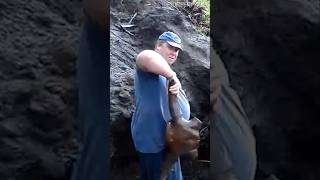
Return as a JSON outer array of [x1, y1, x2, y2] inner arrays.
[[168, 73, 181, 95]]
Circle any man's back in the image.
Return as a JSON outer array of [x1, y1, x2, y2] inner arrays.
[[131, 68, 168, 153]]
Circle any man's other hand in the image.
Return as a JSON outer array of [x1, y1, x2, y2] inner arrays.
[[169, 75, 181, 95]]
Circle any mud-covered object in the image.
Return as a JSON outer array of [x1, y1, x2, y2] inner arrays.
[[161, 79, 202, 180], [210, 49, 257, 180]]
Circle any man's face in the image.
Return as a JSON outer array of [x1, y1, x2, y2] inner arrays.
[[156, 42, 180, 65]]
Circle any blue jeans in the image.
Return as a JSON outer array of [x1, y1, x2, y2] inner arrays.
[[138, 149, 183, 180], [70, 15, 109, 180]]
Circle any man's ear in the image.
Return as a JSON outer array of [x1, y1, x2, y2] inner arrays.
[[155, 43, 161, 50]]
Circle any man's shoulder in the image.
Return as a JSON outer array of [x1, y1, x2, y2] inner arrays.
[[137, 50, 156, 57], [136, 50, 157, 71]]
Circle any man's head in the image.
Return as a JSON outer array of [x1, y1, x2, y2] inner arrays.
[[155, 31, 182, 65]]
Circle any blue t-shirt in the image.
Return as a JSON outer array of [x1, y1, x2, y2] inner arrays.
[[131, 68, 190, 153]]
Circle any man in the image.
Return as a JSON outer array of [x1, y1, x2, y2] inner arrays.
[[131, 31, 189, 180], [70, 1, 109, 180], [210, 49, 257, 180]]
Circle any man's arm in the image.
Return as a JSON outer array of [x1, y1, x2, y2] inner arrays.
[[83, 0, 108, 31], [136, 50, 181, 94], [136, 50, 175, 79]]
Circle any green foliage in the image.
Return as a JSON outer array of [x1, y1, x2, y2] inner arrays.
[[194, 0, 210, 35], [194, 0, 210, 16], [194, 0, 210, 25]]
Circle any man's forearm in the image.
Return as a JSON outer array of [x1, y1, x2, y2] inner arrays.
[[83, 0, 108, 30]]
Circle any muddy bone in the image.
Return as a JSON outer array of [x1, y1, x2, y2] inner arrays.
[[160, 79, 202, 180]]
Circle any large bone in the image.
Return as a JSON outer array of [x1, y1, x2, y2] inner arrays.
[[160, 79, 202, 180]]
